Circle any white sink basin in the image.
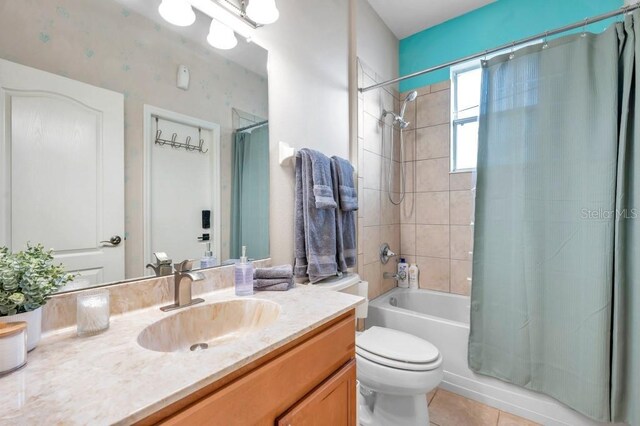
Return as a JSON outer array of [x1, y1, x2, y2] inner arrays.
[[137, 299, 281, 353]]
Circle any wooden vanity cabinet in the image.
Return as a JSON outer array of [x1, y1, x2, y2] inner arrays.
[[141, 310, 356, 426]]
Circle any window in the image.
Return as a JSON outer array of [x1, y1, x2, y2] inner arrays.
[[451, 64, 481, 172], [450, 41, 540, 172]]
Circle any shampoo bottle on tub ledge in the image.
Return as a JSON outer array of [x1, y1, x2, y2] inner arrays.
[[398, 258, 409, 288], [408, 264, 419, 289]]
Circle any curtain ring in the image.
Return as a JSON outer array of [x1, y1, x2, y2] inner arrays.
[[509, 42, 516, 60], [581, 18, 588, 37], [481, 49, 488, 67], [542, 31, 549, 49]]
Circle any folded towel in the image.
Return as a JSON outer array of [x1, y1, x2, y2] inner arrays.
[[307, 149, 337, 210], [331, 156, 358, 212], [254, 265, 293, 279], [330, 157, 357, 271], [254, 281, 294, 292], [294, 149, 338, 282], [254, 277, 294, 288]]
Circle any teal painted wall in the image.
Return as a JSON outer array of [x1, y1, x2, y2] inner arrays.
[[399, 0, 623, 91]]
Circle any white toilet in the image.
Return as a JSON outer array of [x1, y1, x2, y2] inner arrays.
[[301, 273, 443, 426]]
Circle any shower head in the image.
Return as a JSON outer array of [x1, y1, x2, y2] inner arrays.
[[399, 90, 418, 122]]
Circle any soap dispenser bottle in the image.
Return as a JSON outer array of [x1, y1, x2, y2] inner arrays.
[[200, 242, 217, 269], [235, 246, 254, 296]]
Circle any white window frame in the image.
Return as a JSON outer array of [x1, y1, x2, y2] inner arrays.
[[450, 61, 481, 173], [450, 40, 541, 173]]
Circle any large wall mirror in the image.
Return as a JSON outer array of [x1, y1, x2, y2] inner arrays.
[[0, 0, 270, 293]]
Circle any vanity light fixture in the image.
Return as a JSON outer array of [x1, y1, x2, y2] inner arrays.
[[246, 0, 280, 25], [207, 19, 238, 50], [158, 0, 196, 27]]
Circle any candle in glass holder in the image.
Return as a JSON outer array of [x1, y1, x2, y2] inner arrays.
[[76, 290, 110, 336]]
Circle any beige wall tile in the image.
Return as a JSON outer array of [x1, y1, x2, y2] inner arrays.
[[363, 150, 382, 190], [416, 224, 449, 258], [400, 224, 416, 255], [358, 98, 364, 139], [416, 124, 450, 160], [381, 88, 395, 116], [430, 389, 500, 426], [415, 85, 431, 97], [357, 254, 364, 275], [363, 188, 381, 227], [381, 256, 398, 294], [416, 158, 449, 192], [416, 191, 449, 225], [382, 159, 402, 194], [417, 256, 450, 292], [357, 219, 364, 255], [450, 225, 473, 261], [430, 79, 451, 93], [403, 161, 415, 193], [363, 112, 382, 155], [416, 89, 450, 128], [450, 171, 474, 191], [400, 192, 416, 224], [357, 137, 364, 176], [382, 127, 401, 160], [363, 261, 382, 299], [381, 224, 400, 256], [357, 177, 364, 218], [401, 129, 416, 162], [381, 191, 400, 225], [363, 78, 381, 117], [450, 190, 473, 225], [450, 259, 472, 296], [363, 225, 381, 265]]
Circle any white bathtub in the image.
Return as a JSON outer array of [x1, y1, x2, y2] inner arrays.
[[366, 288, 611, 426]]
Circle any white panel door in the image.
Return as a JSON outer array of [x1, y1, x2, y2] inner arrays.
[[150, 118, 214, 265], [0, 59, 124, 285]]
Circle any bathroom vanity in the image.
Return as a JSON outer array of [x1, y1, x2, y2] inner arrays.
[[0, 286, 361, 425], [142, 309, 356, 425]]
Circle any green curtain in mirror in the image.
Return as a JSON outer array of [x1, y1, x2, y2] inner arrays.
[[469, 13, 640, 424], [230, 125, 270, 260]]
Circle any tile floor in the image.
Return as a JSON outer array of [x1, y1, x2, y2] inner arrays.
[[427, 389, 540, 426]]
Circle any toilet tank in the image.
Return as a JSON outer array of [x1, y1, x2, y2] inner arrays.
[[299, 273, 369, 319]]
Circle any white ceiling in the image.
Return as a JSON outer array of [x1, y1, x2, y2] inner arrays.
[[367, 0, 496, 40]]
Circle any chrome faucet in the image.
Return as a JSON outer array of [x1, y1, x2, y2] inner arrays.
[[383, 270, 407, 282], [146, 252, 173, 277], [160, 260, 205, 312]]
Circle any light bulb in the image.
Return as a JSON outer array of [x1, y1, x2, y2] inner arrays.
[[246, 0, 280, 25], [158, 0, 196, 27], [207, 19, 238, 50]]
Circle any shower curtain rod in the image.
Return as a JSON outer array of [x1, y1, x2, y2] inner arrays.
[[235, 120, 268, 133], [360, 4, 640, 93]]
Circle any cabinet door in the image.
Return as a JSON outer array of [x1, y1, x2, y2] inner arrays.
[[277, 359, 356, 426]]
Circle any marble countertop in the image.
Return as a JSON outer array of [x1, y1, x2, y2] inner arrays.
[[0, 286, 363, 425]]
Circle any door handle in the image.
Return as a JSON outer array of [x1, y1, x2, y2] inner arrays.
[[100, 235, 122, 246]]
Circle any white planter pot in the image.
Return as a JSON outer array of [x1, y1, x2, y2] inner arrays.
[[0, 307, 42, 351]]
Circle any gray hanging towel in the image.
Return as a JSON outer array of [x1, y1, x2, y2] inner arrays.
[[294, 149, 338, 282], [331, 157, 357, 271], [331, 156, 358, 211]]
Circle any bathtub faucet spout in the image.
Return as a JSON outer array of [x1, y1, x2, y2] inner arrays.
[[383, 271, 407, 282]]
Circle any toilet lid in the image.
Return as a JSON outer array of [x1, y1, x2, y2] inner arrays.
[[356, 326, 440, 365]]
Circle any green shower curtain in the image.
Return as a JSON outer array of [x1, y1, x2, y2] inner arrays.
[[469, 13, 640, 424], [230, 125, 270, 260]]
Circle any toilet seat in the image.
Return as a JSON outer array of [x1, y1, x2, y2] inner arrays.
[[356, 326, 441, 372]]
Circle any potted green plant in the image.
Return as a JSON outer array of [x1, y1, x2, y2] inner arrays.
[[0, 244, 75, 350]]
